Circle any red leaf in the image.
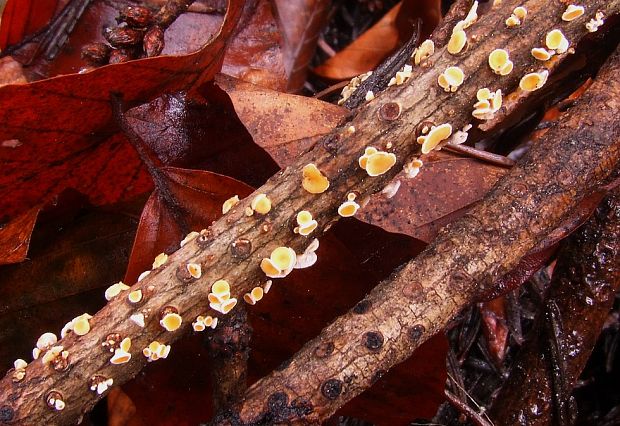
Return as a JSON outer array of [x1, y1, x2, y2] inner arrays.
[[0, 3, 244, 221], [0, 205, 39, 265], [0, 0, 60, 49], [124, 167, 253, 283]]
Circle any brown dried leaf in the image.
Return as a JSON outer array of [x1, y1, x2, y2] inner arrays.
[[0, 205, 39, 265], [217, 74, 346, 166], [222, 0, 287, 91], [314, 0, 441, 80], [273, 0, 331, 92]]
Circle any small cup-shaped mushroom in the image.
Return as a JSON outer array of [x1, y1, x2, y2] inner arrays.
[[205, 316, 218, 329], [477, 88, 491, 101], [222, 195, 239, 214], [243, 286, 265, 305], [562, 5, 585, 22], [295, 210, 318, 236], [105, 281, 130, 301], [110, 339, 131, 364], [128, 289, 143, 304], [160, 312, 182, 332], [365, 152, 397, 177], [137, 270, 150, 281], [260, 247, 296, 278], [180, 231, 199, 247], [72, 313, 92, 336], [152, 252, 168, 269], [447, 29, 467, 54], [211, 279, 231, 298], [443, 66, 465, 92], [338, 200, 360, 217], [251, 193, 272, 214], [192, 316, 206, 332], [488, 49, 513, 75], [545, 29, 569, 54], [302, 164, 330, 194], [14, 359, 27, 370], [513, 6, 527, 20], [186, 262, 202, 279], [505, 15, 520, 27], [413, 39, 434, 65], [358, 147, 378, 169], [219, 298, 238, 314], [130, 313, 145, 327], [519, 70, 549, 92], [404, 158, 424, 178], [531, 47, 552, 61], [37, 332, 58, 350], [417, 123, 453, 154]]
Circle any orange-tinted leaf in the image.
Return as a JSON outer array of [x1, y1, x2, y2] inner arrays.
[[217, 74, 346, 166], [314, 0, 441, 80], [0, 0, 60, 49], [222, 0, 287, 91], [0, 205, 39, 265], [0, 3, 243, 221], [359, 151, 507, 243], [124, 167, 253, 283], [273, 0, 331, 92]]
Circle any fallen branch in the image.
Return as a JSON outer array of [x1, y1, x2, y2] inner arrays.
[[1, 1, 619, 424], [489, 189, 620, 425], [210, 45, 620, 425]]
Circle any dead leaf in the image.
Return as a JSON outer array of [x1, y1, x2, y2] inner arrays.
[[0, 3, 243, 221], [0, 0, 61, 50], [0, 205, 39, 265], [314, 0, 441, 80], [222, 0, 287, 91], [273, 0, 331, 92], [217, 74, 346, 165]]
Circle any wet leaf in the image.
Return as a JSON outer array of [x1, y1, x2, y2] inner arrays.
[[0, 0, 60, 49], [222, 0, 287, 91], [217, 74, 346, 165], [0, 3, 243, 222], [273, 0, 331, 92], [314, 0, 441, 80], [125, 167, 253, 283], [0, 205, 39, 265]]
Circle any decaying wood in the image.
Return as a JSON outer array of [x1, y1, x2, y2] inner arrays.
[[206, 306, 252, 411], [212, 46, 620, 425], [489, 189, 620, 425], [1, 1, 619, 424]]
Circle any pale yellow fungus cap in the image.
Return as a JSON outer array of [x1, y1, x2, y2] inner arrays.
[[531, 47, 552, 61], [338, 200, 360, 217], [180, 231, 199, 247], [358, 147, 378, 169], [128, 289, 143, 304], [211, 279, 231, 296], [14, 359, 27, 370], [417, 123, 453, 154], [187, 262, 202, 279], [222, 195, 239, 214], [105, 282, 130, 301], [37, 332, 58, 350], [294, 239, 319, 269], [476, 88, 491, 101], [295, 210, 318, 236], [208, 292, 230, 304], [302, 164, 330, 194], [120, 337, 131, 352], [513, 6, 527, 20], [72, 314, 92, 336], [244, 286, 264, 305], [413, 39, 434, 65], [404, 159, 423, 178], [152, 253, 168, 269], [505, 15, 520, 27], [447, 30, 467, 55], [263, 280, 273, 294], [488, 49, 513, 75], [545, 29, 569, 54], [160, 313, 182, 332], [260, 247, 296, 278], [365, 152, 397, 177], [562, 5, 585, 22], [251, 194, 272, 214], [137, 270, 150, 282], [519, 71, 549, 92], [220, 298, 238, 314], [438, 67, 465, 92], [365, 91, 375, 101], [110, 339, 131, 364]]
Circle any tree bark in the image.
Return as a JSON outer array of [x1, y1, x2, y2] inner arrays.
[[1, 1, 619, 424], [210, 46, 620, 425], [489, 189, 620, 425]]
